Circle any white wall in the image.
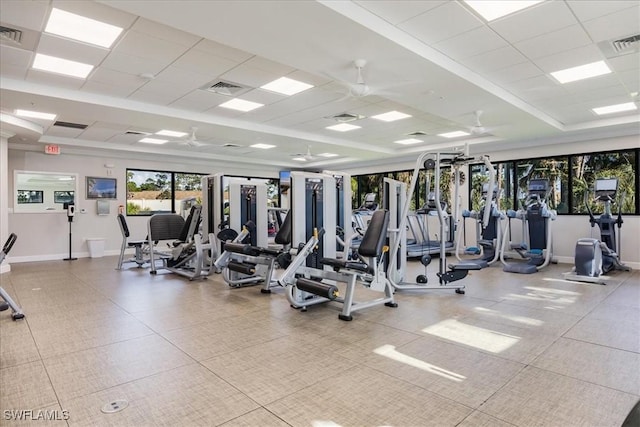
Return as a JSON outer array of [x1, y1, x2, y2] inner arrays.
[[0, 133, 10, 273], [7, 148, 279, 262]]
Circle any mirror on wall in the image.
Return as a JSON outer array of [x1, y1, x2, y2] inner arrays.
[[14, 171, 78, 213]]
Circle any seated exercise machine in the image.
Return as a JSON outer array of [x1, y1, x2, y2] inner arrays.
[[564, 178, 631, 284], [0, 233, 25, 320], [213, 212, 292, 292], [148, 205, 215, 280], [279, 209, 397, 321], [455, 183, 504, 268], [116, 214, 150, 269], [501, 179, 556, 274], [385, 151, 486, 293]]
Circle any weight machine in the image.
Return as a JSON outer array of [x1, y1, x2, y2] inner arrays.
[[386, 151, 489, 293], [564, 178, 631, 284]]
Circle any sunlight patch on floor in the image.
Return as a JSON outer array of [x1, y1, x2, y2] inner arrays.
[[422, 319, 520, 353], [373, 344, 466, 382]]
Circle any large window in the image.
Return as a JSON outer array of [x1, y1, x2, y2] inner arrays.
[[571, 150, 636, 214], [469, 162, 514, 212], [126, 169, 205, 216], [515, 157, 568, 213]]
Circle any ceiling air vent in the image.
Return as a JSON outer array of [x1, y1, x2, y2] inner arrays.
[[223, 143, 241, 148], [612, 34, 640, 53], [326, 112, 366, 123], [598, 34, 640, 58], [125, 130, 151, 135], [0, 26, 22, 44], [202, 80, 249, 96], [407, 131, 428, 136], [53, 121, 88, 130]]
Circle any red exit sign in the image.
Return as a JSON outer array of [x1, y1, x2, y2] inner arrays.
[[45, 144, 60, 155]]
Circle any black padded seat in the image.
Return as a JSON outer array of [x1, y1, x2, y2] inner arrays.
[[274, 210, 291, 245]]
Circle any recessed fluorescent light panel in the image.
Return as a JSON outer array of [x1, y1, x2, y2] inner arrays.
[[464, 0, 544, 21], [32, 53, 93, 78], [15, 109, 57, 120], [260, 77, 313, 96], [550, 61, 611, 84], [371, 111, 412, 122], [219, 98, 264, 112], [394, 138, 423, 145], [317, 153, 339, 158], [292, 157, 307, 162], [326, 123, 361, 132], [592, 102, 637, 115], [156, 130, 189, 137], [45, 8, 123, 48], [139, 137, 168, 144], [250, 143, 275, 149], [438, 131, 470, 138]]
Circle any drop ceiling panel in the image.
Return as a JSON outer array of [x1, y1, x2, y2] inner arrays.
[[114, 30, 191, 64], [354, 0, 447, 25], [219, 64, 279, 89], [581, 5, 640, 43], [127, 89, 182, 105], [150, 65, 213, 90], [168, 89, 229, 112], [608, 52, 640, 73], [130, 17, 201, 47], [489, 1, 576, 44], [238, 88, 285, 106], [514, 25, 593, 60], [78, 126, 124, 141], [88, 67, 145, 88], [566, 0, 639, 22], [0, 45, 33, 67], [46, 125, 86, 138], [81, 80, 137, 97], [100, 51, 173, 76], [192, 39, 254, 63], [533, 44, 605, 73], [37, 33, 110, 65], [488, 61, 542, 84], [25, 69, 85, 90], [0, 0, 49, 31], [170, 48, 240, 76], [399, 1, 483, 44], [618, 70, 640, 91], [462, 45, 528, 74], [433, 26, 509, 61]]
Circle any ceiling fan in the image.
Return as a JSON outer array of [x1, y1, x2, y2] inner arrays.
[[470, 110, 488, 135], [290, 145, 317, 162], [173, 127, 205, 147]]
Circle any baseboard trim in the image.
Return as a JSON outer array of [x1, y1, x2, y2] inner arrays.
[[8, 249, 123, 264]]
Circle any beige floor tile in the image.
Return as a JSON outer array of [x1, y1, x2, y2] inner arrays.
[[0, 361, 58, 410], [202, 334, 357, 406], [29, 307, 155, 359], [0, 314, 40, 369], [162, 310, 294, 360], [586, 303, 640, 323], [63, 364, 258, 426], [564, 313, 640, 353], [266, 365, 472, 426], [480, 366, 639, 427], [337, 335, 524, 408], [44, 334, 194, 401], [532, 337, 640, 395], [457, 410, 516, 427], [218, 408, 291, 427], [0, 404, 69, 426], [607, 273, 640, 306]]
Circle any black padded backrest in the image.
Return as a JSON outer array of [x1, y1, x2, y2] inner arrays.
[[148, 214, 185, 241], [274, 210, 292, 245], [117, 214, 130, 238], [178, 205, 201, 242], [2, 233, 17, 255], [358, 209, 389, 258]]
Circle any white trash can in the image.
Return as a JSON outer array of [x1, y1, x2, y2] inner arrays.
[[86, 238, 106, 258]]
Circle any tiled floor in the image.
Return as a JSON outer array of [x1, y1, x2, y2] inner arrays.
[[0, 256, 638, 426]]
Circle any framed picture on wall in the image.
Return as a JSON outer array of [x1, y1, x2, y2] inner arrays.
[[54, 191, 75, 204], [86, 177, 117, 199], [17, 190, 43, 204]]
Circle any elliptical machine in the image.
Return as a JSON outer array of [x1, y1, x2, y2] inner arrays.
[[564, 178, 631, 284]]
